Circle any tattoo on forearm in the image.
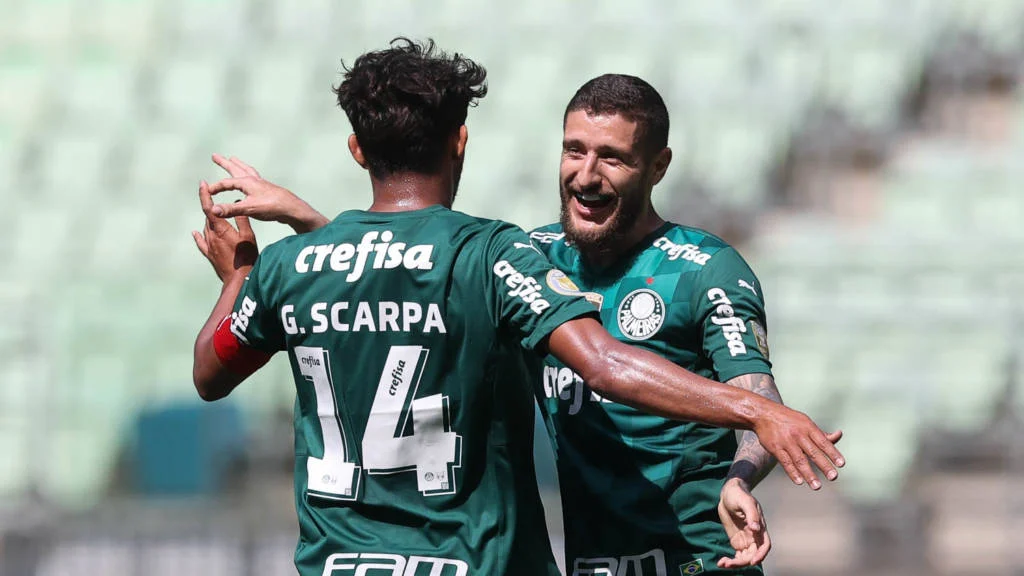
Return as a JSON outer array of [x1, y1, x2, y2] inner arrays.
[[725, 373, 783, 487]]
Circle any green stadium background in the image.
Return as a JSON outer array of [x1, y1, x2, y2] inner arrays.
[[1, 0, 1022, 574]]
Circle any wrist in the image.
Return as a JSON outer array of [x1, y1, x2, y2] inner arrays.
[[280, 199, 323, 234], [726, 457, 759, 487], [280, 210, 309, 230], [723, 475, 752, 493], [223, 266, 252, 287], [737, 391, 768, 432]]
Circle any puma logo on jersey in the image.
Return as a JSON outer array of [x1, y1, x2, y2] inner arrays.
[[492, 260, 551, 314], [653, 237, 712, 266], [707, 288, 748, 356], [738, 279, 757, 296], [513, 241, 542, 255], [295, 231, 434, 282]]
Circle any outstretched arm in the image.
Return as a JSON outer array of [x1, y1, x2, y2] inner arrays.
[[204, 154, 330, 234], [546, 317, 845, 489]]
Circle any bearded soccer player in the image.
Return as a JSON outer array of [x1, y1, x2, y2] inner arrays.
[[524, 74, 837, 576], [193, 42, 844, 576]]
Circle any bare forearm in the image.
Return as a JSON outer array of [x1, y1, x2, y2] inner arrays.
[[580, 341, 766, 430], [192, 271, 248, 400], [548, 318, 844, 487], [726, 373, 783, 488]]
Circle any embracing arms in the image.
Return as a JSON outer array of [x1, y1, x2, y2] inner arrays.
[[545, 318, 844, 488]]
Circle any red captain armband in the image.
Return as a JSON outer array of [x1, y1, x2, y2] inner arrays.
[[213, 315, 273, 376]]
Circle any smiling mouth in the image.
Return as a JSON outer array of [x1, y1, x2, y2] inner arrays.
[[574, 192, 615, 210]]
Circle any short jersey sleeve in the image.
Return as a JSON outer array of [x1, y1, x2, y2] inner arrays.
[[692, 247, 772, 382], [228, 251, 287, 353], [483, 223, 599, 351]]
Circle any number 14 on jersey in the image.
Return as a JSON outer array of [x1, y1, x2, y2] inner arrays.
[[296, 345, 463, 502]]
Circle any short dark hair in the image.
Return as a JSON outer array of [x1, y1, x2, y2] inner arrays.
[[564, 74, 669, 157], [334, 38, 487, 178]]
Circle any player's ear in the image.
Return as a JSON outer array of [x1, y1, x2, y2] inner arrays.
[[348, 134, 369, 170], [649, 147, 672, 186], [455, 125, 468, 160]]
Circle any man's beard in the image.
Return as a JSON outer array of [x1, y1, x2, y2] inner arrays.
[[560, 183, 646, 259]]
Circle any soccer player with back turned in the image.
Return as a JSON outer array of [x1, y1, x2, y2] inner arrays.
[[192, 39, 844, 576]]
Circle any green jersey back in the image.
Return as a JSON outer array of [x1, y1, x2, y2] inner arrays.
[[530, 222, 773, 574], [230, 205, 596, 576]]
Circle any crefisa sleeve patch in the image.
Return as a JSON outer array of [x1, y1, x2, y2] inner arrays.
[[748, 320, 770, 359], [546, 269, 603, 309]]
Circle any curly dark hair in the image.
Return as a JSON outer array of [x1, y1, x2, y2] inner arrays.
[[333, 38, 488, 178], [564, 74, 669, 158]]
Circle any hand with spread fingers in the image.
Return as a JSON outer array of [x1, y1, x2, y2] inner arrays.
[[192, 179, 259, 283], [754, 409, 844, 491], [717, 478, 771, 569], [204, 154, 329, 234]]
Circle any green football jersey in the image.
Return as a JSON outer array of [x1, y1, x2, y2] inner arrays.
[[530, 222, 773, 576], [229, 205, 596, 576]]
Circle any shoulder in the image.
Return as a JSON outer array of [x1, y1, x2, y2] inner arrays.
[[654, 223, 752, 273], [655, 226, 767, 316], [253, 232, 308, 270], [442, 209, 525, 242], [443, 215, 548, 251], [426, 214, 542, 272], [527, 223, 571, 261], [443, 207, 495, 228]]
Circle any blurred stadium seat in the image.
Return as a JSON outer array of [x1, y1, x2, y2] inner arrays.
[[151, 55, 233, 131]]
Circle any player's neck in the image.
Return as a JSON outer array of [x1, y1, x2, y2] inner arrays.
[[579, 207, 665, 270], [367, 172, 454, 212]]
